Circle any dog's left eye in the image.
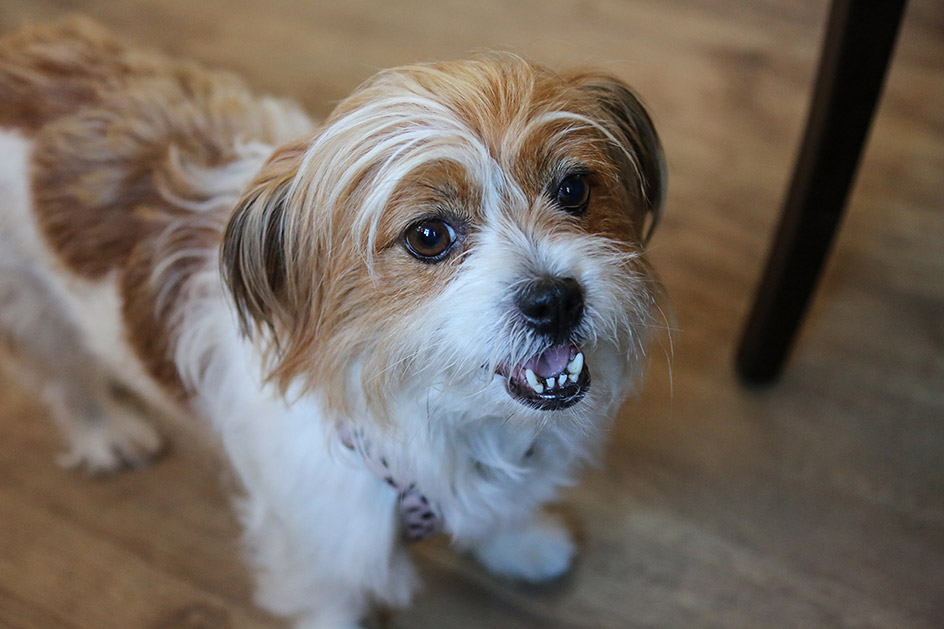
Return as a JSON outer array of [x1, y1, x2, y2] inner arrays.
[[555, 174, 590, 214], [403, 218, 458, 262]]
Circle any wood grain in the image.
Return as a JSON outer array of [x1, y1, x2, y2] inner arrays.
[[1, 0, 942, 627]]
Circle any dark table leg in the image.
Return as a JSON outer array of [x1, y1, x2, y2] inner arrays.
[[736, 0, 907, 384]]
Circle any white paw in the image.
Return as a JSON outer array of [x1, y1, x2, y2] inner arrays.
[[473, 514, 576, 583], [58, 412, 163, 474]]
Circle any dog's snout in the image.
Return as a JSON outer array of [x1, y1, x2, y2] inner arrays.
[[515, 277, 584, 339]]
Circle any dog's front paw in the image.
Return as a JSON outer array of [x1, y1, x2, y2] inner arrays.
[[472, 514, 575, 583]]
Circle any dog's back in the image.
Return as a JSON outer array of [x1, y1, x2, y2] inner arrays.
[[0, 18, 312, 401]]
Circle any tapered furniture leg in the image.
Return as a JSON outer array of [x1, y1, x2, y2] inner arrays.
[[736, 0, 907, 384]]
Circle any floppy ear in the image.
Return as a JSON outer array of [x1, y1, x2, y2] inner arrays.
[[221, 141, 307, 339], [579, 75, 666, 243]]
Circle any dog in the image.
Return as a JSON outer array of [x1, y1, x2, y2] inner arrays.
[[0, 18, 665, 628]]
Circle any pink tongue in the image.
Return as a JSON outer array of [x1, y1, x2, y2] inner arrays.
[[526, 345, 572, 378]]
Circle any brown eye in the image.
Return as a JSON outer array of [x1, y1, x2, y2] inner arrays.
[[556, 174, 590, 214], [403, 218, 458, 262]]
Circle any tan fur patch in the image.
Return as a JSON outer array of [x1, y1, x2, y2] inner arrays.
[[0, 18, 125, 131]]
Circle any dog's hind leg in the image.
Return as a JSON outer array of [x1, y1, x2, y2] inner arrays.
[[0, 264, 163, 473]]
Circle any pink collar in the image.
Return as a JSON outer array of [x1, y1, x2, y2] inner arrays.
[[339, 424, 441, 542]]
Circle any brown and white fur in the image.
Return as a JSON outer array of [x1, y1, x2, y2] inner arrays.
[[0, 18, 665, 628]]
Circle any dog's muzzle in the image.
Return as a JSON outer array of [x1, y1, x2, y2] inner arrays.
[[498, 277, 590, 411]]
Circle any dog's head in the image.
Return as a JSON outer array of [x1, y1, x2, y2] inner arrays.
[[222, 55, 664, 424]]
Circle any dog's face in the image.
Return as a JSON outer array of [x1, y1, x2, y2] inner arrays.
[[222, 55, 664, 424]]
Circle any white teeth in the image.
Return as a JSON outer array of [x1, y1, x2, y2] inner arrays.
[[522, 353, 585, 396], [525, 368, 539, 388], [525, 368, 543, 393]]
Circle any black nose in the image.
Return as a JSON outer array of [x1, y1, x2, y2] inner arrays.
[[515, 277, 585, 340]]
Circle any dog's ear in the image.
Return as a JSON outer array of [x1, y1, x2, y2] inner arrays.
[[578, 75, 666, 243], [221, 141, 308, 340]]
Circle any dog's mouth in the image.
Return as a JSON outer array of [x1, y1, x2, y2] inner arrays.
[[497, 344, 590, 411]]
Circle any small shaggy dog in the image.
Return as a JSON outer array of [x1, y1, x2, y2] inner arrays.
[[0, 18, 664, 628]]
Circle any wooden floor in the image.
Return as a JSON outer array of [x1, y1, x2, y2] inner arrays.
[[1, 0, 942, 627]]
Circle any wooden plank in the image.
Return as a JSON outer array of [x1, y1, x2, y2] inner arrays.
[[0, 485, 278, 628]]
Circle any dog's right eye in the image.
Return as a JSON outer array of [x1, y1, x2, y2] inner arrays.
[[403, 218, 458, 262]]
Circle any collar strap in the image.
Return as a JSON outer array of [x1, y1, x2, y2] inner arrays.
[[338, 424, 442, 543]]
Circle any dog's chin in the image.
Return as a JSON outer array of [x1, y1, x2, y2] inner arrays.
[[497, 343, 591, 412]]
